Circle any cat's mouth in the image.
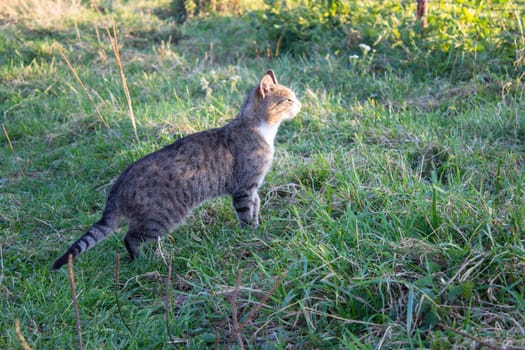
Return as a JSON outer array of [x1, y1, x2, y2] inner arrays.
[[288, 99, 302, 119]]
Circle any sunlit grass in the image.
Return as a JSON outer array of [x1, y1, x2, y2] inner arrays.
[[1, 0, 92, 29], [1, 0, 524, 349]]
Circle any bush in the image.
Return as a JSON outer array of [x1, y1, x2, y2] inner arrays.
[[170, 0, 242, 23], [253, 0, 524, 79]]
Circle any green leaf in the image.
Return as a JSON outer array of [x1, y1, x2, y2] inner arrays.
[[447, 285, 462, 303], [414, 275, 434, 288], [448, 282, 475, 302], [460, 281, 475, 299], [406, 285, 415, 335]]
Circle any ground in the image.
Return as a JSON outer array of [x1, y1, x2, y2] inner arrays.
[[1, 0, 524, 348]]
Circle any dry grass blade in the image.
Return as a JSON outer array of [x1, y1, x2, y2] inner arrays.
[[302, 307, 383, 327], [106, 20, 138, 141], [253, 42, 262, 70], [437, 253, 486, 298], [439, 323, 525, 350], [229, 269, 244, 349], [114, 254, 131, 333], [67, 254, 83, 350], [239, 270, 287, 331], [2, 123, 14, 151], [229, 270, 288, 344], [54, 44, 109, 128], [164, 260, 179, 348], [274, 27, 286, 58], [15, 319, 32, 350]]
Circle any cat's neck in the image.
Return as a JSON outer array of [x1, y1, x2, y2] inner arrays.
[[256, 121, 280, 148]]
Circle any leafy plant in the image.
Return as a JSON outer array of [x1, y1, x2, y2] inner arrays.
[[253, 0, 524, 79], [170, 0, 242, 23]]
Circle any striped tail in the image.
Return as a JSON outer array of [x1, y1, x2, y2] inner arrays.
[[52, 208, 120, 269]]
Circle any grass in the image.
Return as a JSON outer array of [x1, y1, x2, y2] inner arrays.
[[1, 0, 524, 348]]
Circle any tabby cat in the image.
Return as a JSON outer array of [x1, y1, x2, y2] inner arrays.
[[53, 70, 301, 269]]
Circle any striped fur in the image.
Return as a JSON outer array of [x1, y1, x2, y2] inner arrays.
[[52, 70, 301, 269]]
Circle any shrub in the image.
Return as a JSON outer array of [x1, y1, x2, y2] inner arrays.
[[170, 0, 242, 23], [253, 0, 524, 79]]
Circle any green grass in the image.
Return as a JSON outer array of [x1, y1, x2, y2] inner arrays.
[[1, 0, 524, 348]]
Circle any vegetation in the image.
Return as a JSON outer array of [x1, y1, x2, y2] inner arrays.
[[1, 0, 524, 348], [256, 0, 525, 77]]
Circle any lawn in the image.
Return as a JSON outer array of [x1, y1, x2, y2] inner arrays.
[[1, 0, 524, 348]]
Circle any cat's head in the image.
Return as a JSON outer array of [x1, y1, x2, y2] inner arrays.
[[240, 70, 301, 125]]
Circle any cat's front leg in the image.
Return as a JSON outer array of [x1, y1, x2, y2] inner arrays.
[[252, 192, 260, 227], [233, 189, 258, 228]]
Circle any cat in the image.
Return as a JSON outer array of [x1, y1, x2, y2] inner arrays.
[[53, 70, 301, 269]]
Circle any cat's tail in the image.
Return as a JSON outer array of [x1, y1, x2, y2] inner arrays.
[[52, 204, 120, 270]]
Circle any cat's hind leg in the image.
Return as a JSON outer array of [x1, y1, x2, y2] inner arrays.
[[123, 219, 169, 260], [123, 225, 142, 260]]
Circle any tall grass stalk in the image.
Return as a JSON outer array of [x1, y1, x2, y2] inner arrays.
[[14, 319, 32, 350], [107, 21, 139, 141], [67, 255, 83, 350], [54, 44, 109, 128], [1, 123, 14, 151]]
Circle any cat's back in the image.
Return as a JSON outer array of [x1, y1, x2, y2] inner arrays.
[[112, 127, 235, 204]]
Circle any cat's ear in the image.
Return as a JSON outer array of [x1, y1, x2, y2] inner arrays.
[[259, 70, 278, 98]]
